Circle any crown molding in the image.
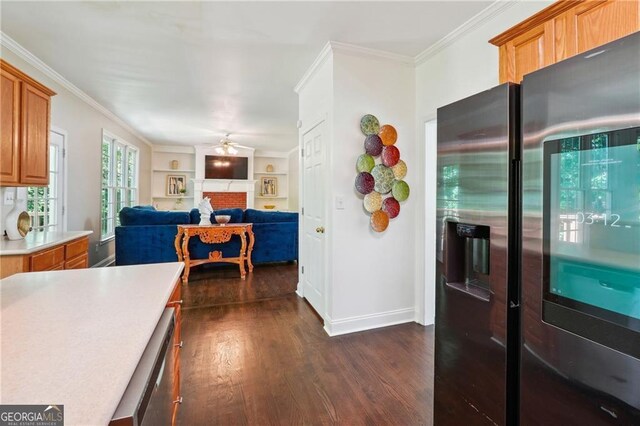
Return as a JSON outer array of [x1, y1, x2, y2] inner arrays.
[[415, 0, 519, 65], [294, 41, 333, 94], [329, 41, 415, 66], [294, 40, 415, 94], [0, 31, 153, 147]]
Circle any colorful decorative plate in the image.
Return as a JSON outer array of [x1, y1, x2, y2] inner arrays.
[[392, 180, 410, 202], [382, 197, 400, 219], [391, 160, 407, 180], [364, 191, 382, 213], [379, 124, 397, 146], [370, 210, 390, 232], [371, 164, 394, 194], [356, 154, 375, 173], [381, 145, 400, 167], [355, 172, 375, 195], [364, 135, 383, 156], [360, 114, 380, 136]]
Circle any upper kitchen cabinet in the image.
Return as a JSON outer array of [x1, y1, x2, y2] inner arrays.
[[490, 0, 640, 83], [0, 60, 56, 186]]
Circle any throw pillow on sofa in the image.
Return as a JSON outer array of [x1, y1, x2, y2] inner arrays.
[[243, 208, 298, 223]]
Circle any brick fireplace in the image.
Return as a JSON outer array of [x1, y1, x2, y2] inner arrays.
[[193, 178, 256, 210], [203, 192, 247, 209]]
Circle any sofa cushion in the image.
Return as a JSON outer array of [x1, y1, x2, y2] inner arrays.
[[119, 207, 190, 226], [243, 209, 298, 224], [133, 205, 156, 210]]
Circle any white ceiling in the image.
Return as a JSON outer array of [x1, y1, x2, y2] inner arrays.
[[1, 1, 493, 151]]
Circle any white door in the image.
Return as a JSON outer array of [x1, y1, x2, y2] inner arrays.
[[302, 121, 326, 318]]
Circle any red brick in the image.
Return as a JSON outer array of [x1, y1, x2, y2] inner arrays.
[[203, 192, 247, 209]]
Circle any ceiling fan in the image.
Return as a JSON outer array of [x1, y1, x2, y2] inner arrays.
[[211, 133, 250, 155]]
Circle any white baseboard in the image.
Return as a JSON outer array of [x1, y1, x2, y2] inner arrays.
[[323, 307, 415, 336], [415, 314, 435, 326], [295, 282, 303, 298], [92, 254, 115, 268]]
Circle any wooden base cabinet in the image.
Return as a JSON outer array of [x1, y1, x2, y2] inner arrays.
[[0, 236, 89, 279], [0, 60, 56, 186], [490, 0, 640, 83], [166, 280, 183, 425]]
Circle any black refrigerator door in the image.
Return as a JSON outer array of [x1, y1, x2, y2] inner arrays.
[[435, 83, 520, 426], [520, 33, 640, 425]]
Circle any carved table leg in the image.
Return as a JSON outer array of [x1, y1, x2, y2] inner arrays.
[[181, 233, 192, 284], [246, 225, 255, 272], [239, 232, 247, 279], [174, 228, 184, 262]]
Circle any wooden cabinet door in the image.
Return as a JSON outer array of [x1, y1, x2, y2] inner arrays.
[[502, 21, 555, 84], [20, 82, 50, 185], [0, 69, 21, 185], [30, 246, 65, 271], [567, 0, 640, 56], [65, 254, 88, 269]]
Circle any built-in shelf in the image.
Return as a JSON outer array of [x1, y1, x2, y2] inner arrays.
[[152, 196, 195, 199], [253, 155, 289, 210], [153, 169, 195, 173]]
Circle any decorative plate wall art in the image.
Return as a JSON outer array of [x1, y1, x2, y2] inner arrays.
[[354, 115, 410, 232]]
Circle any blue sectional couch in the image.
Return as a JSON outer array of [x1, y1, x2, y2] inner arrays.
[[115, 206, 298, 266]]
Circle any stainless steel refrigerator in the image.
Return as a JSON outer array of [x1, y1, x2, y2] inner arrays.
[[434, 32, 639, 425]]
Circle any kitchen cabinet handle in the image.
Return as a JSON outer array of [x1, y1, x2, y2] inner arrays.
[[168, 299, 183, 306], [173, 397, 183, 404], [175, 341, 184, 348]]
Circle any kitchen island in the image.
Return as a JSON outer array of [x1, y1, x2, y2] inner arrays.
[[0, 262, 184, 425]]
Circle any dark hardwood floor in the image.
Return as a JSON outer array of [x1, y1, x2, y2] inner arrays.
[[177, 287, 434, 425], [182, 263, 299, 308]]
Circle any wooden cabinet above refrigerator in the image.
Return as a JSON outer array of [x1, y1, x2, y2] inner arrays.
[[0, 59, 56, 186], [490, 0, 640, 83]]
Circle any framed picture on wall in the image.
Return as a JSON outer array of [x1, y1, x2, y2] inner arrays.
[[261, 177, 278, 197], [166, 174, 187, 196]]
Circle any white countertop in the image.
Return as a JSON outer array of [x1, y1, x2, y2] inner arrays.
[[0, 230, 93, 255], [0, 262, 184, 425]]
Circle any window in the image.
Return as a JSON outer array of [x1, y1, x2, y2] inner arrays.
[[27, 130, 64, 232], [101, 131, 138, 240]]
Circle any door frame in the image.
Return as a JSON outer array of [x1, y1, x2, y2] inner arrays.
[[50, 125, 68, 232], [417, 116, 437, 326], [297, 114, 330, 321]]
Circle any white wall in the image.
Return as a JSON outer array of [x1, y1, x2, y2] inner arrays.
[[328, 50, 416, 334], [414, 1, 552, 324], [297, 44, 417, 335], [0, 49, 152, 266]]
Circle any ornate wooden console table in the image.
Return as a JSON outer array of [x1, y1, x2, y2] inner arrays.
[[174, 224, 255, 283]]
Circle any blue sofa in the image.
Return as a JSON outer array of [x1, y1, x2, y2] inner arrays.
[[115, 206, 298, 266]]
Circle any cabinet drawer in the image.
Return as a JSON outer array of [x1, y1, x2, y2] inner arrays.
[[65, 237, 88, 260], [30, 246, 65, 271], [65, 253, 88, 270]]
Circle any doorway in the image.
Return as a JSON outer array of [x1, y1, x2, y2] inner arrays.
[[300, 119, 326, 319]]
